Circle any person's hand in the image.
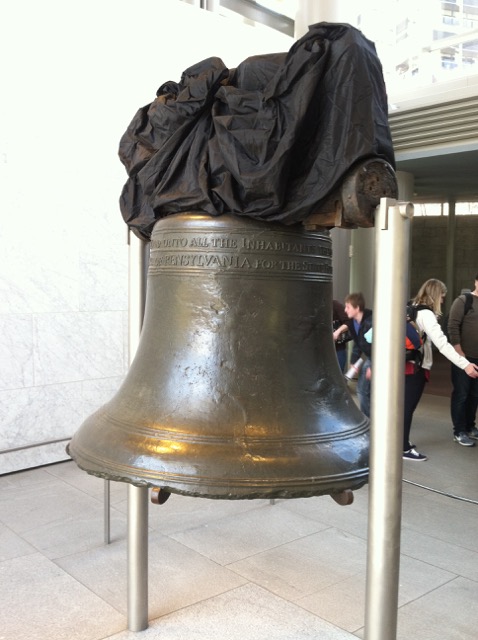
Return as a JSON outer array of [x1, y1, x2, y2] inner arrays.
[[464, 363, 478, 378], [366, 367, 372, 380], [333, 329, 340, 342]]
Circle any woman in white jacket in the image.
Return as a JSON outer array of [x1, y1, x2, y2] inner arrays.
[[403, 279, 478, 461]]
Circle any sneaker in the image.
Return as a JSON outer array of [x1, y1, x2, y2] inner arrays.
[[467, 427, 478, 440], [454, 432, 475, 446], [403, 448, 427, 461]]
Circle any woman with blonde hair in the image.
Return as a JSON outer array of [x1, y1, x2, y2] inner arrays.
[[403, 278, 478, 461]]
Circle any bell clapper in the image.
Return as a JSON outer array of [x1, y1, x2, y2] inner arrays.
[[150, 488, 171, 505], [330, 490, 354, 506]]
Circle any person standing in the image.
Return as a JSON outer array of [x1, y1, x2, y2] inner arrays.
[[333, 299, 350, 373], [448, 274, 478, 446], [403, 279, 478, 461], [344, 292, 372, 418]]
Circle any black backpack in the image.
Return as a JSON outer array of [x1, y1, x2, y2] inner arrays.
[[442, 292, 473, 340], [405, 303, 432, 366]]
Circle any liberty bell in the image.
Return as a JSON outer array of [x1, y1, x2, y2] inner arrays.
[[66, 22, 403, 501], [67, 210, 370, 500]]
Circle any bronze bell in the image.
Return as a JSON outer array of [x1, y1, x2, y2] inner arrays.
[[67, 213, 368, 500]]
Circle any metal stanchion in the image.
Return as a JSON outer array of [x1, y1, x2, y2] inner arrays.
[[128, 483, 149, 631], [127, 230, 149, 631], [364, 198, 414, 640], [104, 480, 111, 545], [103, 231, 148, 555]]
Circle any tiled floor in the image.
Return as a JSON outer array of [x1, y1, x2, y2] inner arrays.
[[1, 390, 478, 640]]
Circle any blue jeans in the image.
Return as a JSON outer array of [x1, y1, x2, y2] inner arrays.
[[450, 357, 478, 435], [336, 348, 347, 373], [357, 359, 371, 418]]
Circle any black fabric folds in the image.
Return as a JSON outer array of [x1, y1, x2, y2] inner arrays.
[[119, 22, 395, 240]]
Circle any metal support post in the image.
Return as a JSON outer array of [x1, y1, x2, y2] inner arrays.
[[103, 230, 148, 549], [104, 479, 111, 544], [128, 483, 149, 631], [127, 229, 149, 631], [364, 198, 414, 640]]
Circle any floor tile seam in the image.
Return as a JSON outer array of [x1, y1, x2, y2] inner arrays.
[[277, 496, 370, 524], [0, 517, 30, 538], [0, 463, 66, 486], [286, 585, 362, 635], [0, 547, 46, 571], [269, 507, 369, 540], [323, 523, 368, 544], [278, 519, 369, 545], [399, 548, 478, 584], [44, 470, 124, 506], [399, 524, 478, 557], [42, 463, 136, 507], [395, 573, 465, 610], [163, 533, 247, 567], [152, 526, 339, 566], [266, 508, 337, 534], [149, 582, 258, 622], [0, 516, 69, 543], [398, 547, 460, 574], [221, 537, 315, 571], [222, 543, 472, 608], [50, 556, 129, 620], [222, 539, 475, 595], [72, 485, 129, 509], [0, 503, 122, 542], [155, 502, 329, 542], [1, 536, 53, 564], [46, 540, 124, 564], [0, 548, 38, 566], [0, 477, 62, 497], [43, 460, 77, 477], [227, 580, 357, 637], [292, 575, 470, 637], [12, 511, 105, 541], [52, 531, 129, 564], [397, 574, 465, 612], [113, 513, 345, 546], [280, 515, 370, 548], [148, 529, 236, 565], [148, 499, 276, 534], [290, 567, 366, 604], [220, 525, 347, 570], [0, 481, 122, 525]]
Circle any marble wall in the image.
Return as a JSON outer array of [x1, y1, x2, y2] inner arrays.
[[0, 0, 293, 473], [0, 208, 128, 472]]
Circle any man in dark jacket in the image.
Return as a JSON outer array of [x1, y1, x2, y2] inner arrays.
[[448, 275, 478, 446], [344, 292, 373, 417]]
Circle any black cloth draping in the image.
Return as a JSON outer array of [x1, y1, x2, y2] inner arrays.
[[119, 22, 395, 240]]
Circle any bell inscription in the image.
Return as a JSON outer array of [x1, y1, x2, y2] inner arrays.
[[149, 220, 332, 280]]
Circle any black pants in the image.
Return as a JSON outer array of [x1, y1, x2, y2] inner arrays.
[[450, 356, 478, 435], [403, 368, 427, 451]]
